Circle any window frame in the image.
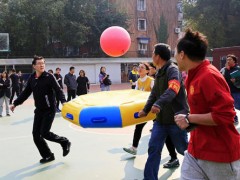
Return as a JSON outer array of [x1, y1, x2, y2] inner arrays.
[[138, 18, 147, 31]]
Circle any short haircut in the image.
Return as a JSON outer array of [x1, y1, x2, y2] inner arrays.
[[153, 43, 171, 61], [177, 28, 208, 61], [48, 69, 53, 74], [227, 54, 237, 63], [56, 67, 61, 71], [70, 66, 75, 71], [32, 55, 44, 65]]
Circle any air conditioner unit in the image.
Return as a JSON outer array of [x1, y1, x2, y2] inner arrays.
[[175, 28, 181, 34]]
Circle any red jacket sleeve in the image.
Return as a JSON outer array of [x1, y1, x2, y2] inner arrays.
[[201, 72, 236, 125]]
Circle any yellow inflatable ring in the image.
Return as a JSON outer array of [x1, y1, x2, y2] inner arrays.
[[62, 89, 156, 128]]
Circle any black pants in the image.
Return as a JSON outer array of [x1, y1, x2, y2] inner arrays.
[[165, 135, 177, 159], [56, 95, 60, 110], [32, 110, 69, 158], [10, 87, 20, 104], [67, 90, 76, 102], [132, 122, 177, 159], [131, 85, 136, 89]]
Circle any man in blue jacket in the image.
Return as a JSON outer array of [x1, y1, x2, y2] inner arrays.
[[10, 55, 71, 163]]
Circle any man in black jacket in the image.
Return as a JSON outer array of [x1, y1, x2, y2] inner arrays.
[[10, 55, 71, 163], [138, 44, 189, 180]]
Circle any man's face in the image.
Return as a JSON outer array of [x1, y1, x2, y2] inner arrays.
[[152, 53, 159, 67], [70, 68, 75, 74], [56, 69, 61, 74], [227, 57, 235, 67], [175, 49, 185, 71], [33, 59, 45, 73]]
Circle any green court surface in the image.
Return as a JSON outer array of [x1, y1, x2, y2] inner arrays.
[[0, 86, 239, 180]]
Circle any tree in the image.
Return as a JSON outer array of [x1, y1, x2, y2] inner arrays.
[[0, 0, 128, 57], [183, 0, 240, 50], [154, 14, 169, 43]]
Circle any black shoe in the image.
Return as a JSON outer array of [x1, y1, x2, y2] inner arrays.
[[62, 141, 71, 157], [163, 159, 180, 168], [40, 153, 55, 163], [6, 114, 10, 116]]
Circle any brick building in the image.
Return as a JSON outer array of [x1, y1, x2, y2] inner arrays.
[[111, 0, 182, 57]]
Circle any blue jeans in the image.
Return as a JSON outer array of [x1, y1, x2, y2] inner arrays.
[[231, 92, 240, 110], [144, 122, 188, 180]]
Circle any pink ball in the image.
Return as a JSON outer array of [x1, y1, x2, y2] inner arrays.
[[100, 26, 131, 57]]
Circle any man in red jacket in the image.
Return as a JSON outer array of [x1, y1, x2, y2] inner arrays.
[[174, 29, 240, 179]]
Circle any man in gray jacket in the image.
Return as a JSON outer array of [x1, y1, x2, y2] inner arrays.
[[64, 66, 77, 101]]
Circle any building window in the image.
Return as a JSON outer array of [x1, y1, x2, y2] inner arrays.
[[138, 19, 146, 31], [137, 0, 146, 11], [138, 43, 147, 51]]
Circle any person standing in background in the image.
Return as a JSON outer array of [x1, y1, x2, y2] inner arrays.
[[128, 64, 139, 89], [99, 66, 111, 91], [18, 71, 24, 93], [9, 69, 20, 104], [64, 66, 77, 101], [77, 70, 90, 96], [54, 67, 64, 112], [0, 71, 11, 117], [222, 54, 240, 125]]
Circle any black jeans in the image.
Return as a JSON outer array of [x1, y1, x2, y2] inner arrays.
[[10, 87, 20, 104], [67, 89, 76, 102], [32, 110, 69, 158]]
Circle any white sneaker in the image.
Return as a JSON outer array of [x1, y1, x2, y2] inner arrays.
[[123, 147, 137, 155]]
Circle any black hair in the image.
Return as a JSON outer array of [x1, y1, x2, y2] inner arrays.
[[149, 62, 156, 69], [100, 66, 106, 73], [32, 55, 44, 65], [1, 71, 8, 79], [227, 54, 237, 63], [48, 69, 53, 74], [153, 43, 171, 61], [177, 28, 208, 61], [79, 70, 86, 76], [56, 67, 61, 71], [140, 62, 150, 71]]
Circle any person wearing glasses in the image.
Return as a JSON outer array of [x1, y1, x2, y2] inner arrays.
[[10, 55, 71, 164]]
